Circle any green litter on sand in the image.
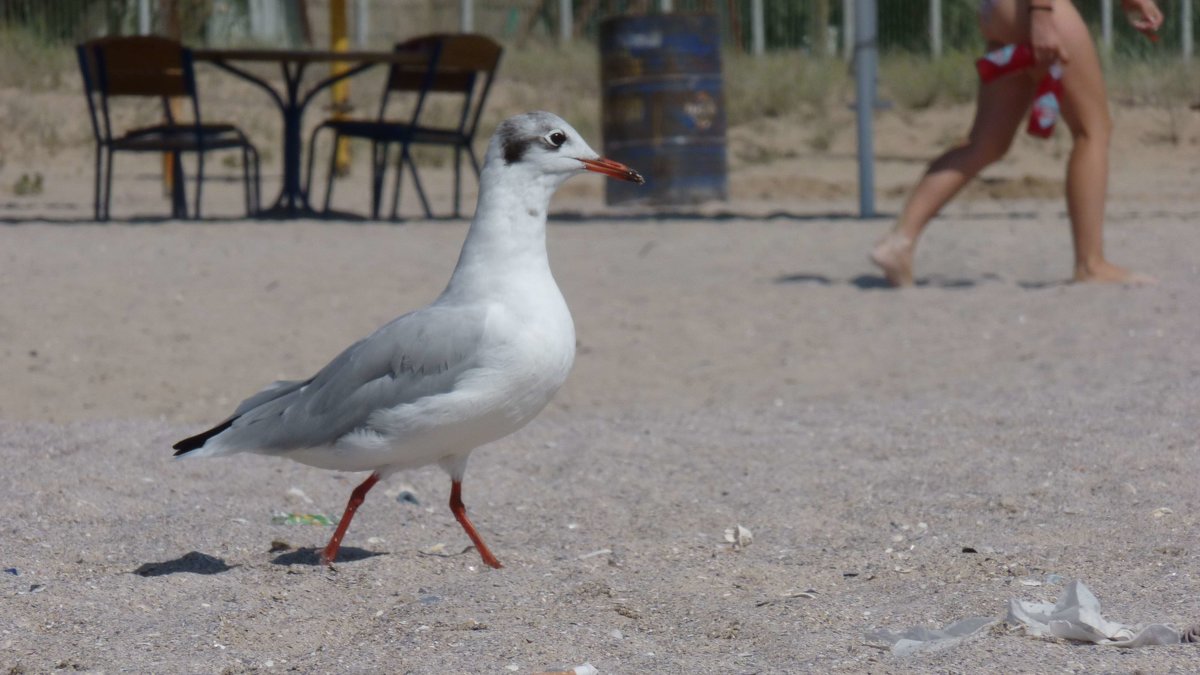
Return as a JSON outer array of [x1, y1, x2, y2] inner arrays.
[[271, 512, 337, 526]]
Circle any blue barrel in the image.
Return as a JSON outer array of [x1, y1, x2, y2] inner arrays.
[[600, 14, 727, 205]]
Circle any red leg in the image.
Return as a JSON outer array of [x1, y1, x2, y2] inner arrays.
[[319, 472, 380, 567], [449, 480, 502, 569]]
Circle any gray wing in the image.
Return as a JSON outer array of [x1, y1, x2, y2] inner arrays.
[[220, 304, 488, 451]]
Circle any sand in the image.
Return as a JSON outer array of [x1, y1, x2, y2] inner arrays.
[[2, 84, 1199, 672]]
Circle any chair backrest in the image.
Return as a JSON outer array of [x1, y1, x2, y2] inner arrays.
[[76, 35, 200, 143], [99, 35, 193, 97], [382, 34, 503, 139], [377, 36, 444, 126], [430, 34, 503, 139]]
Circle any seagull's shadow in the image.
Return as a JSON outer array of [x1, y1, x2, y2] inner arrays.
[[134, 551, 237, 577], [270, 546, 385, 566]]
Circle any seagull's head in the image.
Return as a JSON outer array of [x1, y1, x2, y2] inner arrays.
[[486, 111, 644, 189]]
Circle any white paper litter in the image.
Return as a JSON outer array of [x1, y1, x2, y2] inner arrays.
[[1007, 580, 1185, 647], [724, 524, 753, 549], [534, 664, 598, 675], [866, 617, 995, 656]]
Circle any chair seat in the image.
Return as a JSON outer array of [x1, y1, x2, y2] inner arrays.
[[322, 119, 468, 147], [320, 118, 419, 141], [410, 127, 468, 145], [113, 123, 252, 152]]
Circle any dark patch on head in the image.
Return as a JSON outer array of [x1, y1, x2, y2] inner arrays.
[[500, 126, 533, 165]]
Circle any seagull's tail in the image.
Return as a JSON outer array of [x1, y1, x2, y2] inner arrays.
[[172, 418, 236, 457]]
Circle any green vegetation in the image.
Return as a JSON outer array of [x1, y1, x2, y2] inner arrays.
[[880, 49, 980, 110], [724, 51, 849, 124], [0, 26, 76, 90], [1105, 57, 1200, 106]]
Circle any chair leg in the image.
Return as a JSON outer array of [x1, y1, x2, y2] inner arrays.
[[453, 145, 462, 218], [466, 145, 483, 218], [168, 151, 187, 219], [305, 126, 323, 213], [252, 146, 262, 213], [244, 145, 260, 215], [323, 132, 340, 214], [93, 145, 105, 221], [403, 145, 432, 220], [372, 141, 389, 220], [467, 145, 482, 176], [389, 142, 404, 221], [103, 149, 115, 221], [242, 147, 252, 216], [195, 151, 204, 219]]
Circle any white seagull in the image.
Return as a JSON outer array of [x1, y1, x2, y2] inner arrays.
[[173, 111, 643, 568]]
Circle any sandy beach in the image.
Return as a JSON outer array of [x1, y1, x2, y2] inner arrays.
[[2, 78, 1200, 672]]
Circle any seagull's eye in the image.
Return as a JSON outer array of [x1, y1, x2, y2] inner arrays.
[[545, 130, 567, 148]]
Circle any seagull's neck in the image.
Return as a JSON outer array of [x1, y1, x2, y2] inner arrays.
[[443, 165, 563, 299]]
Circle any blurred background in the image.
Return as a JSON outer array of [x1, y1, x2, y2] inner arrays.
[[1, 0, 1197, 219], [4, 0, 1195, 54], [3, 0, 1196, 56]]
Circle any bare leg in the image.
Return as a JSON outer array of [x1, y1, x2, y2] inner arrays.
[[449, 480, 503, 569], [1052, 2, 1152, 283], [872, 50, 1036, 286], [320, 472, 380, 566]]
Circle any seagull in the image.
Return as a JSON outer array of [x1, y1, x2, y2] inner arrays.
[[173, 111, 643, 568]]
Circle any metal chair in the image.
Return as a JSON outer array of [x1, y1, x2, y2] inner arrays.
[[306, 34, 503, 219], [77, 35, 261, 220], [398, 34, 503, 219], [305, 35, 442, 220]]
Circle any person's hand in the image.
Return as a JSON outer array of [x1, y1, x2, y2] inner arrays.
[[1121, 0, 1164, 41], [1029, 3, 1069, 65]]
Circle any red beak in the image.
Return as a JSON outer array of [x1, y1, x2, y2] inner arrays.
[[579, 157, 645, 184]]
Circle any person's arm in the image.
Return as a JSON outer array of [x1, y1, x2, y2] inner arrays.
[[1029, 0, 1070, 64], [1121, 0, 1164, 39]]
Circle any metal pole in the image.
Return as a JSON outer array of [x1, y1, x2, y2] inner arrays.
[[1183, 0, 1193, 60], [843, 0, 854, 60], [330, 0, 352, 175], [559, 0, 572, 43], [355, 0, 368, 48], [660, 0, 673, 12], [751, 0, 765, 56], [930, 0, 942, 58], [1101, 0, 1113, 53], [854, 0, 877, 218], [460, 0, 474, 33], [138, 0, 151, 34]]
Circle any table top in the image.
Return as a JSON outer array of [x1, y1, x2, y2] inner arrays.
[[193, 48, 428, 65]]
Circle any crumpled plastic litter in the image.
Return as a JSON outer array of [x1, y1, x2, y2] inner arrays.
[[1007, 580, 1186, 647], [866, 617, 995, 656], [867, 579, 1194, 656]]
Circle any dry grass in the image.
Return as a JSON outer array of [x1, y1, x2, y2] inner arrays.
[[880, 49, 980, 110], [1106, 58, 1200, 106], [490, 41, 602, 142], [723, 52, 851, 124], [0, 28, 76, 91]]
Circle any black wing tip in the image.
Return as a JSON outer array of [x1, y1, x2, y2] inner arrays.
[[172, 418, 235, 456]]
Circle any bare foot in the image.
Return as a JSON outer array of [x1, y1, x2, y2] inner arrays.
[[870, 232, 915, 287], [1073, 260, 1157, 285]]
